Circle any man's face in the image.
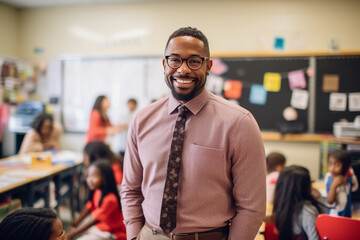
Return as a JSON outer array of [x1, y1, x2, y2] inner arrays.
[[163, 36, 212, 102]]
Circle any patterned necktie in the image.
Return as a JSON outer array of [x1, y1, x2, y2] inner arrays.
[[160, 105, 189, 234]]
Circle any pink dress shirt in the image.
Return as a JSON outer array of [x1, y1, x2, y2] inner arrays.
[[121, 88, 266, 240]]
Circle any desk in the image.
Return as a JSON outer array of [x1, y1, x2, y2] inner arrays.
[[0, 152, 82, 214]]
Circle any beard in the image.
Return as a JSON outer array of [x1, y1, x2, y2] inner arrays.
[[167, 75, 206, 102]]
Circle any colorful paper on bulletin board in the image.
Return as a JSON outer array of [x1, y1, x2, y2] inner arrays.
[[249, 84, 267, 105], [323, 74, 339, 92], [206, 75, 224, 96], [263, 72, 281, 92], [329, 93, 346, 111], [291, 89, 309, 110], [224, 80, 242, 99], [348, 92, 360, 112], [210, 58, 228, 76], [288, 70, 306, 90], [274, 37, 285, 51]]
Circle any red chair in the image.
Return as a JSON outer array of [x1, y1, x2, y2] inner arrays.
[[259, 222, 279, 240], [315, 214, 360, 240]]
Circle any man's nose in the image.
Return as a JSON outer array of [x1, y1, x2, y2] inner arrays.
[[177, 60, 192, 75]]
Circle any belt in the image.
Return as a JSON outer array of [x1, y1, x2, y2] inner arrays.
[[145, 222, 229, 240]]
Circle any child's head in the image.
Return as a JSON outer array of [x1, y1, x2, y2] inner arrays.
[[273, 165, 318, 240], [329, 149, 351, 176], [275, 165, 312, 204], [83, 141, 116, 167], [266, 152, 286, 173], [31, 113, 54, 139], [127, 98, 137, 112], [87, 160, 121, 208], [0, 207, 64, 240]]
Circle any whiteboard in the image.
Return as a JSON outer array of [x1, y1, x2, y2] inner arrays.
[[62, 57, 169, 132]]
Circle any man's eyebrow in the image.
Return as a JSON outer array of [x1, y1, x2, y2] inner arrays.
[[167, 54, 202, 57]]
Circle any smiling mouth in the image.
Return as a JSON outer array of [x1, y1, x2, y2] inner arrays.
[[173, 76, 194, 84]]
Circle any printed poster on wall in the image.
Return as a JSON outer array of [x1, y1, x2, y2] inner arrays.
[[329, 93, 347, 111], [349, 93, 360, 112], [290, 89, 309, 110]]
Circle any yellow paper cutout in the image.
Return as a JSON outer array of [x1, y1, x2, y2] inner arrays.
[[264, 72, 281, 92]]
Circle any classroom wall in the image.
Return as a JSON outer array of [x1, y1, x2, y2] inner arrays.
[[17, 0, 360, 64], [0, 3, 19, 57], [3, 0, 359, 179]]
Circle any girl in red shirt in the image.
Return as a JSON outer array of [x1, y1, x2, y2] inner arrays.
[[83, 141, 123, 185], [85, 95, 127, 144], [66, 160, 126, 240]]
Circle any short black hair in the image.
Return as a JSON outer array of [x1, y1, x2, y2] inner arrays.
[[0, 207, 57, 240], [31, 113, 53, 135], [127, 98, 137, 105], [84, 140, 121, 166], [165, 27, 210, 56], [266, 152, 286, 173], [330, 149, 352, 176]]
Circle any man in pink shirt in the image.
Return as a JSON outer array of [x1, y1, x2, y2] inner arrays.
[[121, 27, 266, 240]]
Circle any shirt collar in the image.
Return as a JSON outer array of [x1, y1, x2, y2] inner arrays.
[[168, 88, 210, 115]]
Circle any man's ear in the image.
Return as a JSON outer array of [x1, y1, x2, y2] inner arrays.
[[206, 59, 213, 75], [162, 58, 166, 69]]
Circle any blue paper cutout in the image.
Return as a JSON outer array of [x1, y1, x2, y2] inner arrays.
[[249, 84, 267, 105]]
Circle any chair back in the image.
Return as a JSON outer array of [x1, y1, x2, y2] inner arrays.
[[263, 222, 279, 240], [315, 214, 360, 240]]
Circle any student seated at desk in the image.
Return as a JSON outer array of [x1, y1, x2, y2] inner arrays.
[[83, 141, 123, 185], [268, 165, 326, 240], [66, 160, 126, 240], [19, 113, 63, 154], [266, 151, 286, 204], [0, 207, 65, 240], [325, 149, 359, 217]]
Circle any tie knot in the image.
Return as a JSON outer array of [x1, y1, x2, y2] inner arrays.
[[178, 105, 188, 115]]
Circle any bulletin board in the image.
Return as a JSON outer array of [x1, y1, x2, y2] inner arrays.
[[315, 56, 360, 133], [61, 54, 360, 134], [207, 57, 310, 131]]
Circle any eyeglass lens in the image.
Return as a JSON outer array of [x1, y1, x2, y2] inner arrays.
[[167, 56, 204, 70]]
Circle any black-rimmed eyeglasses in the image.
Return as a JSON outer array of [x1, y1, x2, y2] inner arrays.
[[165, 55, 209, 70]]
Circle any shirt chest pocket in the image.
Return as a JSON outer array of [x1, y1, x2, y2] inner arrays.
[[183, 144, 227, 179]]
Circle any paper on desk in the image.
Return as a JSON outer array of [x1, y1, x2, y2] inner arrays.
[[0, 175, 26, 189], [52, 151, 82, 165], [4, 169, 51, 178]]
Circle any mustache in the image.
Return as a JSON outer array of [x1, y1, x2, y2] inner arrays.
[[171, 75, 195, 80]]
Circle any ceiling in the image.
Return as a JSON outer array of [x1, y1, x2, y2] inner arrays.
[[0, 0, 166, 8]]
